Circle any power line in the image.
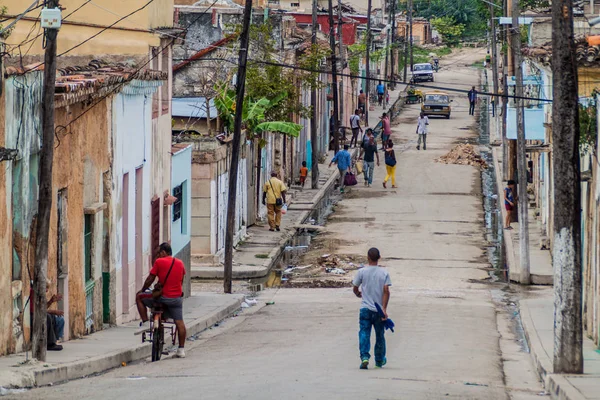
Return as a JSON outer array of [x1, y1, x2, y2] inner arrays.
[[56, 0, 222, 134], [0, 0, 41, 37]]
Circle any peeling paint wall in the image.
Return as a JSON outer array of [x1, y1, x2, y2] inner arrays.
[[0, 85, 15, 356]]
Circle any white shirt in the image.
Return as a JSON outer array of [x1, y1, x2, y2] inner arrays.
[[352, 265, 392, 312], [350, 114, 361, 129], [417, 116, 429, 134]]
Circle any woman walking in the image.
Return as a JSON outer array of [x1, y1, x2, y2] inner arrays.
[[383, 140, 397, 188]]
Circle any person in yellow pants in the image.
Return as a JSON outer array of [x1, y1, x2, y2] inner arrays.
[[262, 171, 287, 231], [383, 141, 397, 188]]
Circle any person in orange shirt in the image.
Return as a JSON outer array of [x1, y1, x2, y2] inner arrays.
[[300, 161, 308, 189]]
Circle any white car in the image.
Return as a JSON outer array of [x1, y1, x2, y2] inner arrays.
[[411, 63, 434, 83]]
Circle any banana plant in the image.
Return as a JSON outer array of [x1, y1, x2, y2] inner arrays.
[[214, 84, 302, 139]]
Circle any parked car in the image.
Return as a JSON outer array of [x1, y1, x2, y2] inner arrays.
[[411, 63, 434, 82], [421, 91, 452, 119]]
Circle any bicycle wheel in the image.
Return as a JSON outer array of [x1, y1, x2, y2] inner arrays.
[[151, 327, 164, 361]]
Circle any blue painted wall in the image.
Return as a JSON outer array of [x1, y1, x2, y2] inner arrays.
[[171, 145, 192, 256]]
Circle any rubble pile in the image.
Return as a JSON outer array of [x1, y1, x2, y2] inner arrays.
[[436, 143, 488, 168], [281, 254, 360, 288]]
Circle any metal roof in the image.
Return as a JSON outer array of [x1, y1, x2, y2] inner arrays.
[[171, 97, 217, 119]]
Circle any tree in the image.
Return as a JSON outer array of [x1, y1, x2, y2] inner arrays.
[[431, 16, 465, 46], [214, 85, 302, 138]]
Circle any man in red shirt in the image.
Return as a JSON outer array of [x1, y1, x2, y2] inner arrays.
[[136, 242, 187, 358]]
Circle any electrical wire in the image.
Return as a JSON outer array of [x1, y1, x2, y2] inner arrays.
[[56, 0, 222, 133], [0, 0, 41, 37]]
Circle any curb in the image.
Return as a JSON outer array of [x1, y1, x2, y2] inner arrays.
[[25, 296, 244, 388], [520, 299, 587, 400]]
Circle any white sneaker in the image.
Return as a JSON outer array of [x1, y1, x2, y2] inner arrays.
[[176, 348, 186, 358]]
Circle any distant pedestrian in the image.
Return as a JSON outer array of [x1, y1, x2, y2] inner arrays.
[[359, 134, 380, 187], [380, 112, 391, 150], [262, 171, 287, 231], [358, 90, 367, 116], [362, 128, 374, 149], [382, 140, 397, 189], [299, 161, 308, 189], [504, 180, 517, 230], [329, 144, 352, 193], [416, 112, 429, 150], [377, 81, 385, 106], [350, 109, 363, 148], [468, 86, 478, 116], [353, 247, 391, 370]]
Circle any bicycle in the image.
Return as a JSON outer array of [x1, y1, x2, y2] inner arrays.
[[138, 303, 178, 362]]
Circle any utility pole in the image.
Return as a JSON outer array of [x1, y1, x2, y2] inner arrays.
[[551, 0, 583, 374], [383, 17, 390, 109], [505, 0, 517, 182], [32, 0, 60, 362], [310, 0, 319, 188], [490, 4, 499, 117], [403, 12, 408, 83], [327, 0, 340, 152], [390, 0, 396, 90], [511, 0, 530, 284], [337, 0, 345, 126], [408, 0, 413, 71], [365, 0, 372, 124], [502, 0, 510, 180], [224, 0, 252, 294]]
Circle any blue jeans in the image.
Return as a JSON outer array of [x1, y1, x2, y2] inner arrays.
[[363, 161, 374, 184], [359, 308, 386, 363]]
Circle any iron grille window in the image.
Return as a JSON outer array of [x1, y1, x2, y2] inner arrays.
[[290, 2, 300, 6], [173, 184, 183, 222], [84, 214, 93, 282]]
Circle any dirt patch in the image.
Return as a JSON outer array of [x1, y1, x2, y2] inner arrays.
[[282, 279, 352, 289], [436, 143, 488, 168], [343, 189, 396, 199]]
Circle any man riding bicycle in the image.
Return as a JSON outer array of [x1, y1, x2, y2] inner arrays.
[[136, 242, 187, 358]]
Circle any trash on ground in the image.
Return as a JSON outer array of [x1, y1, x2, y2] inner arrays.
[[326, 268, 347, 275], [241, 302, 250, 308], [436, 144, 488, 168]]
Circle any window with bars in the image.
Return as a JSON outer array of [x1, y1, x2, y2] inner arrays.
[[172, 184, 183, 222], [290, 2, 299, 6], [84, 215, 93, 283]]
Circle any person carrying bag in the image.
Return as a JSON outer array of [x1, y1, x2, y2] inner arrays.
[[383, 141, 397, 189]]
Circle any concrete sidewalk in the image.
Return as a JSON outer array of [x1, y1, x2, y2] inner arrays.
[[0, 293, 244, 389], [489, 110, 553, 284], [191, 86, 406, 281], [520, 290, 600, 400]]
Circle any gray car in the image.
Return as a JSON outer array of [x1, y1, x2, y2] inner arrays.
[[411, 63, 434, 83]]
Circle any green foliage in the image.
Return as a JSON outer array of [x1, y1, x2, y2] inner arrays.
[[401, 0, 489, 40], [348, 42, 366, 75], [0, 6, 13, 40], [214, 84, 302, 138], [579, 92, 598, 151], [244, 24, 308, 122], [431, 17, 465, 47], [297, 43, 331, 90], [519, 0, 550, 10]]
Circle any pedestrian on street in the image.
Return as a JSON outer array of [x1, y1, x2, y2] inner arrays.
[[350, 109, 363, 148], [262, 171, 288, 231], [353, 247, 391, 370], [382, 140, 397, 189], [359, 134, 380, 187], [329, 144, 352, 193], [358, 90, 367, 117], [46, 280, 65, 351], [416, 112, 429, 150], [136, 242, 187, 358], [468, 86, 478, 116], [504, 180, 517, 230], [377, 81, 385, 106], [380, 112, 391, 150], [299, 161, 308, 189]]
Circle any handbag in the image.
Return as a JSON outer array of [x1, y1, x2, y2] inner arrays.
[[344, 171, 358, 186], [385, 150, 397, 167], [355, 160, 364, 174], [152, 258, 176, 300], [268, 178, 283, 207]]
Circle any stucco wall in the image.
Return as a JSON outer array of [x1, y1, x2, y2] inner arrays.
[[4, 0, 173, 57], [172, 145, 192, 256], [110, 81, 160, 323]]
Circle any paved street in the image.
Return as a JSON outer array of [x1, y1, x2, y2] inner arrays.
[[7, 49, 546, 400]]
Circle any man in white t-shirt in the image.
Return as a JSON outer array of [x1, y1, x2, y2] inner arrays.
[[353, 248, 392, 370], [416, 112, 429, 150], [349, 109, 363, 148]]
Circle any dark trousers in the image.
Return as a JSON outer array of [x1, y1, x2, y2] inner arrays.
[[469, 101, 476, 115], [350, 128, 360, 147]]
